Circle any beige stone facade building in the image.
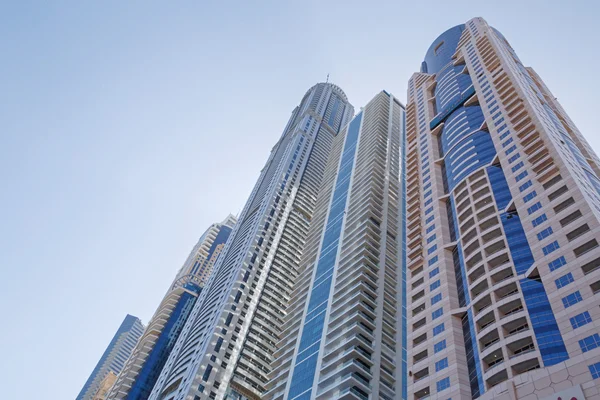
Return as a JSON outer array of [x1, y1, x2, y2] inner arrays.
[[406, 17, 600, 400]]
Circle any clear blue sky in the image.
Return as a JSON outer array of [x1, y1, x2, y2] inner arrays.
[[1, 1, 598, 399]]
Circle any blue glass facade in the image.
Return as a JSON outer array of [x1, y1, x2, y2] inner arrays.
[[125, 293, 198, 400], [117, 222, 233, 400], [76, 315, 144, 400], [287, 112, 363, 400], [421, 25, 465, 75], [519, 278, 569, 365], [487, 164, 568, 366], [424, 28, 489, 394], [401, 110, 408, 400]]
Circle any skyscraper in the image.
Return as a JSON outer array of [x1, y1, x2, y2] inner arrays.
[[107, 215, 237, 400], [406, 17, 600, 400], [148, 83, 354, 400], [264, 90, 406, 400], [92, 372, 118, 400], [77, 315, 145, 400]]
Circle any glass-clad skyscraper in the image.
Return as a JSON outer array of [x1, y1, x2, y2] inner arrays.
[[264, 91, 406, 400], [406, 17, 600, 400], [148, 83, 354, 400], [107, 215, 236, 400], [77, 315, 145, 400]]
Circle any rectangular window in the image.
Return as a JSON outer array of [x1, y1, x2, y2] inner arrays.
[[437, 377, 451, 392], [523, 191, 537, 203], [202, 365, 213, 382], [555, 273, 574, 289], [434, 339, 447, 353], [508, 153, 521, 163], [505, 145, 517, 155], [424, 198, 433, 207], [548, 256, 567, 272], [562, 291, 583, 308], [432, 307, 443, 320], [435, 358, 449, 372], [537, 227, 553, 241], [515, 170, 528, 182], [511, 162, 524, 172], [431, 293, 442, 305], [430, 280, 441, 291], [519, 180, 532, 192], [433, 323, 445, 336], [542, 240, 560, 255], [532, 214, 548, 227], [426, 225, 436, 234], [579, 334, 600, 353], [429, 267, 440, 278], [428, 245, 438, 255], [527, 202, 542, 215], [425, 207, 434, 215], [214, 337, 223, 352], [427, 234, 437, 244], [234, 291, 242, 303], [502, 137, 514, 148], [426, 216, 435, 224], [570, 311, 592, 329], [424, 190, 432, 199], [429, 256, 439, 266], [589, 362, 600, 379]]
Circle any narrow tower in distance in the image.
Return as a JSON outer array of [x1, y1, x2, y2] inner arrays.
[[406, 17, 600, 400], [107, 215, 237, 400], [148, 83, 354, 400], [77, 315, 145, 400], [265, 90, 406, 400]]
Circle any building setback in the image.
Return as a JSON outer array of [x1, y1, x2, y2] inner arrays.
[[264, 90, 406, 400], [147, 83, 354, 400], [77, 315, 145, 400], [406, 17, 600, 400], [107, 215, 236, 400]]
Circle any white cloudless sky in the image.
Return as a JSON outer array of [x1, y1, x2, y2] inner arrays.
[[1, 1, 599, 399]]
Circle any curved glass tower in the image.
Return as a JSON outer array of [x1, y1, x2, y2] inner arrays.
[[148, 83, 354, 400], [406, 17, 600, 400]]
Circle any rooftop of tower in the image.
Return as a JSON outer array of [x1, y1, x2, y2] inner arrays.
[[421, 17, 490, 75], [303, 82, 349, 103]]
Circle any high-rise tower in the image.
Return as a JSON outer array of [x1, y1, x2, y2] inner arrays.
[[148, 83, 354, 400], [265, 91, 406, 400], [107, 215, 237, 400], [406, 17, 600, 400], [77, 315, 145, 400]]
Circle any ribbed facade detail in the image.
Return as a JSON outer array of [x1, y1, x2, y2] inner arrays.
[[265, 91, 406, 400], [107, 216, 236, 400], [407, 17, 600, 400], [147, 83, 354, 400]]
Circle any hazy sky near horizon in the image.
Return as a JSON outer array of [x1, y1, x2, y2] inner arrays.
[[1, 1, 599, 399]]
